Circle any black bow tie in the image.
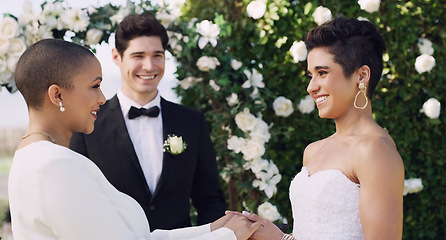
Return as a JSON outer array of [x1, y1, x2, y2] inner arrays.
[[128, 106, 160, 119]]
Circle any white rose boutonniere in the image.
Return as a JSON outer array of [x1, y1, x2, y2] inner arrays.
[[163, 134, 187, 155]]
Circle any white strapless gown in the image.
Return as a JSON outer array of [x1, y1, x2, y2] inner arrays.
[[289, 167, 364, 240]]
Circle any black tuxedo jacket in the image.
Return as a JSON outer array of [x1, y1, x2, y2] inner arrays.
[[70, 96, 227, 230]]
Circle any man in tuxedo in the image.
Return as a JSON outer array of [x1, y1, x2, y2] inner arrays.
[[70, 14, 227, 231]]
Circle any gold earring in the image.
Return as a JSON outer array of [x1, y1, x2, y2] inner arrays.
[[59, 102, 65, 112], [354, 82, 368, 109]]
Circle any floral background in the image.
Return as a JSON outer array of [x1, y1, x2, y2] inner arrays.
[[1, 0, 445, 239]]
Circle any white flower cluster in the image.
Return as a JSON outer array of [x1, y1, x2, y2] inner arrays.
[[227, 108, 281, 198], [272, 95, 315, 117], [415, 38, 436, 74], [403, 178, 423, 196], [0, 17, 26, 87], [156, 0, 185, 27]]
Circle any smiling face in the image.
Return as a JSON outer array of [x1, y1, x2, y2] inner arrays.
[[62, 58, 106, 134], [113, 35, 165, 105], [306, 47, 359, 119]]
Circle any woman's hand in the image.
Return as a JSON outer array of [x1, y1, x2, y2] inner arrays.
[[211, 212, 263, 240], [225, 211, 285, 240]]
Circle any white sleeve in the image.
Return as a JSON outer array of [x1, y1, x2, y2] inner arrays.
[[151, 224, 237, 240], [39, 158, 150, 240]]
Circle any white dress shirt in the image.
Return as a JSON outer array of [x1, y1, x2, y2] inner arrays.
[[118, 89, 163, 194]]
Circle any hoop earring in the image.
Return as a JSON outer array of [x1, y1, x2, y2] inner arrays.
[[354, 82, 368, 109], [59, 102, 65, 112]]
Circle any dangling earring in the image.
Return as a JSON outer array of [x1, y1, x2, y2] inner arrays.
[[354, 82, 368, 109], [59, 102, 65, 112]]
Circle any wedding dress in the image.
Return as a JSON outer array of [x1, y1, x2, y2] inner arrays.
[[289, 167, 364, 240]]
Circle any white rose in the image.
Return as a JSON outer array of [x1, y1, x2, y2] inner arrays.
[[85, 28, 103, 45], [0, 37, 10, 56], [418, 38, 434, 56], [6, 55, 20, 72], [0, 17, 20, 39], [258, 202, 281, 222], [298, 95, 315, 114], [421, 98, 441, 119], [226, 93, 239, 106], [289, 40, 307, 63], [235, 108, 257, 132], [8, 38, 27, 56], [247, 0, 267, 20], [227, 136, 246, 154], [312, 6, 332, 26], [230, 59, 242, 71], [403, 178, 423, 196], [249, 119, 271, 143], [358, 0, 381, 13], [196, 56, 220, 72], [168, 136, 185, 154], [273, 96, 294, 117], [241, 139, 265, 160], [415, 54, 436, 74]]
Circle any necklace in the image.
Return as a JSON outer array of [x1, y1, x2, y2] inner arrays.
[[22, 131, 60, 145]]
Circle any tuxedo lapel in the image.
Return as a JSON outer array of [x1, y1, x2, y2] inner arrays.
[[107, 96, 153, 199], [151, 98, 174, 198]]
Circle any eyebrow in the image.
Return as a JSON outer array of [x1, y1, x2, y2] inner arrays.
[[314, 65, 330, 70], [307, 66, 330, 74], [130, 50, 165, 55], [91, 77, 102, 82]]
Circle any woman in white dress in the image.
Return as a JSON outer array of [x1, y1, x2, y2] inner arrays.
[[234, 17, 404, 240], [8, 39, 262, 240]]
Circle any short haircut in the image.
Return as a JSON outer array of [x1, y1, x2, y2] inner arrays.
[[305, 17, 386, 98], [115, 14, 169, 56], [15, 39, 97, 110]]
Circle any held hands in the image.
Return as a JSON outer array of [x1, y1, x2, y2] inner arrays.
[[211, 212, 262, 240], [225, 211, 286, 240]]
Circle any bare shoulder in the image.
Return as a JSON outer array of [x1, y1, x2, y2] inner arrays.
[[303, 138, 326, 166], [353, 130, 404, 182]]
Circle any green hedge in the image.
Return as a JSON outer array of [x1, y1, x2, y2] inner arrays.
[[170, 0, 445, 239]]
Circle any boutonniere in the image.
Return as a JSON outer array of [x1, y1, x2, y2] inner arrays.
[[163, 134, 187, 155]]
